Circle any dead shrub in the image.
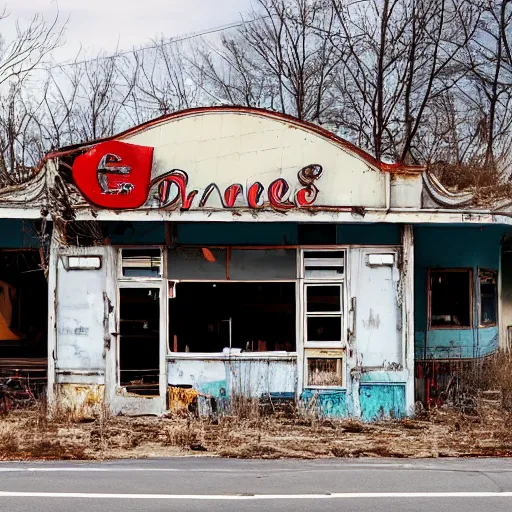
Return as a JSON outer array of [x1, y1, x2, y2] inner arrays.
[[0, 422, 20, 455], [164, 421, 201, 448], [230, 396, 261, 420], [219, 443, 282, 459], [29, 438, 88, 460]]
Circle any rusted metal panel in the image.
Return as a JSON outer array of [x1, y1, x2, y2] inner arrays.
[[54, 383, 105, 419]]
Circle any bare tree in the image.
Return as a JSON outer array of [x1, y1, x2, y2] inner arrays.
[[192, 0, 341, 123], [457, 0, 512, 175], [0, 7, 65, 184], [0, 8, 64, 86], [329, 0, 482, 163], [129, 38, 201, 119]]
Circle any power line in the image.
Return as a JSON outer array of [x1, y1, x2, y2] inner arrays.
[[48, 16, 267, 71]]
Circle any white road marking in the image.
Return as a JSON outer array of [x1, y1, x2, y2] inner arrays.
[[0, 464, 511, 474], [0, 468, 181, 472], [0, 491, 511, 500]]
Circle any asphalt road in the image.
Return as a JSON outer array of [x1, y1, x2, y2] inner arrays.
[[1, 457, 512, 511]]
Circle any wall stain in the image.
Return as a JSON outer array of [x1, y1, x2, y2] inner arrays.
[[363, 309, 381, 330]]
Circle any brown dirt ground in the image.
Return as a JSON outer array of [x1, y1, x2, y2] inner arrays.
[[2, 403, 512, 461]]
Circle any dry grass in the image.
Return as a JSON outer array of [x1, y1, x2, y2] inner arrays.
[[2, 402, 512, 461], [2, 354, 512, 460]]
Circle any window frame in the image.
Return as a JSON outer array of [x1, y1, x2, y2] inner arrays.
[[117, 246, 165, 281], [304, 349, 346, 389], [304, 283, 344, 347], [301, 248, 347, 358], [428, 268, 473, 330], [478, 268, 498, 328], [166, 279, 298, 356]]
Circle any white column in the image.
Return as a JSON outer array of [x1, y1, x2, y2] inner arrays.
[[402, 224, 415, 415], [46, 229, 59, 414]]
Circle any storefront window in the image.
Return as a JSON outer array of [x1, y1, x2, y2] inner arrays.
[[429, 269, 472, 328], [168, 282, 296, 353]]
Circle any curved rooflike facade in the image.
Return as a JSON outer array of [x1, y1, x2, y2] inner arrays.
[[0, 106, 491, 221]]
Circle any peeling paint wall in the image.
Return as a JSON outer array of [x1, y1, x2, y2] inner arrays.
[[55, 247, 107, 374], [359, 384, 406, 421], [53, 246, 112, 415], [301, 389, 347, 417], [349, 248, 402, 368], [167, 357, 297, 403]]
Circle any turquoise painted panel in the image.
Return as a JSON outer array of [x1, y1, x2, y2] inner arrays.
[[336, 223, 401, 245], [475, 327, 499, 357], [301, 389, 347, 417], [414, 332, 426, 359], [103, 221, 165, 244], [359, 371, 408, 383], [414, 225, 510, 360], [425, 329, 473, 359], [420, 327, 498, 359], [360, 384, 406, 422], [196, 380, 228, 398], [0, 220, 41, 248]]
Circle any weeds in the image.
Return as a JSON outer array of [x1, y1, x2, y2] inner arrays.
[[1, 355, 512, 461]]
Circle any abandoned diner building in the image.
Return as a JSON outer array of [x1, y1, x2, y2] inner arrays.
[[0, 106, 511, 420]]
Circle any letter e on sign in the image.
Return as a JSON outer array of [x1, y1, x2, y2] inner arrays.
[[72, 141, 154, 209]]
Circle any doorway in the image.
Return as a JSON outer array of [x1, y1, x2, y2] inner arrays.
[[119, 288, 160, 395]]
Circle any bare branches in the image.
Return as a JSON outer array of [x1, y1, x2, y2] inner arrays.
[[0, 10, 65, 87], [2, 0, 512, 189]]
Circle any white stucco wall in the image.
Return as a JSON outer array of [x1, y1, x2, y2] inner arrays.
[[122, 110, 388, 209]]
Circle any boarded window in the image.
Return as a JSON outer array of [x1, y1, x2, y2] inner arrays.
[[307, 357, 343, 387], [429, 270, 471, 328]]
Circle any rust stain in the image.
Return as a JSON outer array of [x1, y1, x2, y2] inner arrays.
[[168, 386, 198, 412]]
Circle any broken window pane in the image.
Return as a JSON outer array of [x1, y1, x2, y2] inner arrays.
[[430, 270, 471, 328], [307, 357, 343, 386], [480, 270, 497, 326], [121, 248, 161, 278]]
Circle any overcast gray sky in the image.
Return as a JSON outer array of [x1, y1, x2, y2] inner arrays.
[[5, 0, 252, 62]]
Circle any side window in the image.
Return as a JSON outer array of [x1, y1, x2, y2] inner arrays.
[[479, 270, 497, 326], [429, 269, 472, 328]]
